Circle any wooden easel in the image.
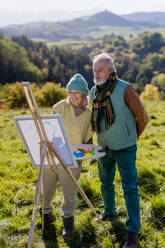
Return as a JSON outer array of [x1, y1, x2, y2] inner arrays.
[[22, 82, 113, 248]]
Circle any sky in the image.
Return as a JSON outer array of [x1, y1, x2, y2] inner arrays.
[[1, 0, 165, 14]]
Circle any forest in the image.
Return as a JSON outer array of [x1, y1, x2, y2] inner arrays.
[[0, 30, 165, 102]]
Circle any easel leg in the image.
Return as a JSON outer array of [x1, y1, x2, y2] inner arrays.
[[40, 142, 45, 233], [40, 166, 45, 232], [28, 144, 47, 248], [49, 145, 114, 245]]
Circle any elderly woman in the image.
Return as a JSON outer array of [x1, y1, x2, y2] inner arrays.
[[41, 74, 92, 237]]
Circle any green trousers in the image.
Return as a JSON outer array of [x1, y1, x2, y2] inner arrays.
[[98, 145, 140, 233]]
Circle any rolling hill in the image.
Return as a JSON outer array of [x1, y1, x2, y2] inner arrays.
[[122, 11, 165, 26], [0, 10, 164, 41]]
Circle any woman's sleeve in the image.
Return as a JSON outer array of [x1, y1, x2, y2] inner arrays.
[[83, 111, 93, 144]]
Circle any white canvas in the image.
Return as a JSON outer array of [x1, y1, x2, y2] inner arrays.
[[13, 115, 78, 168]]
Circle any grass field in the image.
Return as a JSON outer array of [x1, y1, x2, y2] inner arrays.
[[0, 101, 165, 248], [45, 27, 165, 48], [89, 26, 165, 39]]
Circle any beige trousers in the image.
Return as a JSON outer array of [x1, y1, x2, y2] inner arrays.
[[43, 163, 82, 218]]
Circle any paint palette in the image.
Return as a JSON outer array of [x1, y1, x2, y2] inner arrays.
[[71, 144, 106, 160]]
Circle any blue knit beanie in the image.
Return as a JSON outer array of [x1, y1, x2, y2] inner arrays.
[[66, 74, 89, 95]]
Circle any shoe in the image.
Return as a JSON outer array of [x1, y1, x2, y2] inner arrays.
[[100, 214, 116, 221], [39, 208, 56, 225], [123, 232, 138, 248], [62, 216, 74, 238]]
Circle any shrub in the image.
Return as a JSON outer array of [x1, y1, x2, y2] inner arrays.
[[140, 84, 159, 101], [151, 73, 165, 100], [35, 82, 67, 107], [0, 82, 40, 108], [0, 82, 66, 108], [11, 82, 27, 108]]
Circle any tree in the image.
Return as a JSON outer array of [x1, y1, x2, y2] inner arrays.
[[112, 36, 128, 48], [115, 53, 131, 80], [136, 64, 153, 92], [142, 33, 165, 53], [0, 39, 44, 84], [0, 32, 4, 40], [146, 53, 165, 72], [124, 62, 140, 84], [131, 32, 165, 59]]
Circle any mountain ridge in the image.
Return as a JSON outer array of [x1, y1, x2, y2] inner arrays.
[[1, 10, 165, 41], [122, 11, 165, 26]]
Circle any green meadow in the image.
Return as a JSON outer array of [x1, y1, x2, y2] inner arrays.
[[45, 28, 165, 48], [89, 26, 165, 39], [0, 101, 165, 248]]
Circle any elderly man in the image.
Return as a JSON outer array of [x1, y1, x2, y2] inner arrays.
[[89, 52, 149, 248]]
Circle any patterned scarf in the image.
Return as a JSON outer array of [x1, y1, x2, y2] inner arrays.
[[91, 72, 118, 133]]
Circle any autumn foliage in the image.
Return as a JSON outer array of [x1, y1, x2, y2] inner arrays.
[[140, 84, 159, 101]]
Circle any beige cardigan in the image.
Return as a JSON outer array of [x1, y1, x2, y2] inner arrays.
[[53, 99, 93, 144]]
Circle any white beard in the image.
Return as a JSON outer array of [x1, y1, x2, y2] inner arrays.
[[94, 79, 107, 85]]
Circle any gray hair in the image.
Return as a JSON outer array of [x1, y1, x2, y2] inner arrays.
[[93, 52, 116, 72], [67, 94, 88, 108]]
